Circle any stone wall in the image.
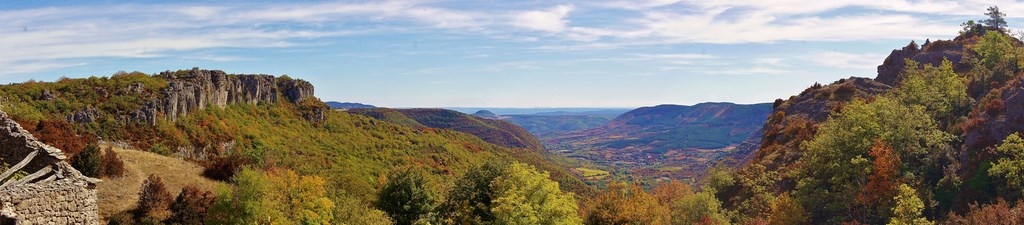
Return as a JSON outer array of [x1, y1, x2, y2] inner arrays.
[[0, 109, 100, 225], [0, 177, 98, 225]]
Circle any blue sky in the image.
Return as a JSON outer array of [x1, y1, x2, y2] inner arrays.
[[0, 0, 1021, 107]]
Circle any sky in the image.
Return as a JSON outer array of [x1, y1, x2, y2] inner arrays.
[[1, 0, 1023, 108]]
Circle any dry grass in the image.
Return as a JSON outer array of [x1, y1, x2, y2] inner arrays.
[[95, 143, 227, 221]]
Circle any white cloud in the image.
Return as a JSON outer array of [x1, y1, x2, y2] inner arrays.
[[807, 51, 887, 70], [512, 5, 574, 32]]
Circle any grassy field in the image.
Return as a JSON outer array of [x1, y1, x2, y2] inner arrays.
[[575, 167, 610, 180], [95, 143, 227, 221]]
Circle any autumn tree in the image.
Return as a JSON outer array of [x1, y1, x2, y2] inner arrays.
[[491, 162, 582, 225], [767, 193, 807, 225], [101, 147, 125, 178], [376, 168, 439, 225], [585, 182, 670, 225], [651, 180, 692, 206], [169, 186, 217, 225], [857, 140, 902, 222], [136, 174, 173, 220]]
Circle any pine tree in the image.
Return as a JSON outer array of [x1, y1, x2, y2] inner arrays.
[[984, 6, 1008, 30]]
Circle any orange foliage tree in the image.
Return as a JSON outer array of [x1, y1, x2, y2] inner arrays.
[[585, 182, 670, 225]]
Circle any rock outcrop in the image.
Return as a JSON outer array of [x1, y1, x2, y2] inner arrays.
[[127, 68, 318, 124], [752, 77, 891, 172], [0, 109, 100, 225]]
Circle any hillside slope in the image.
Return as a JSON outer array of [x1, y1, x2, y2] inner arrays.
[[714, 25, 1024, 224], [502, 114, 613, 138], [348, 108, 544, 151], [0, 68, 592, 221]]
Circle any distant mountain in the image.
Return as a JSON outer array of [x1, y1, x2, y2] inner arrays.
[[472, 110, 499, 119], [447, 107, 630, 117], [347, 108, 544, 151], [326, 101, 375, 109], [548, 102, 772, 180], [502, 115, 613, 138]]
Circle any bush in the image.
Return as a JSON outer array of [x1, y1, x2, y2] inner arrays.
[[136, 174, 173, 220], [169, 186, 216, 225], [100, 147, 125, 178], [71, 143, 101, 177], [202, 155, 249, 182]]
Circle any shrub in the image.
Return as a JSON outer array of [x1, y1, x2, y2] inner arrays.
[[71, 143, 101, 177], [203, 155, 249, 182], [136, 174, 173, 220], [100, 147, 126, 178], [169, 186, 216, 225]]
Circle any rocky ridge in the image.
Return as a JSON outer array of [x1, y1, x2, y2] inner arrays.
[[125, 68, 318, 125]]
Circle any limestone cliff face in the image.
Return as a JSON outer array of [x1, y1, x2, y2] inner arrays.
[[128, 68, 318, 124]]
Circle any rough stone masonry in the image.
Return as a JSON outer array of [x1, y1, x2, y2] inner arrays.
[[0, 109, 100, 225]]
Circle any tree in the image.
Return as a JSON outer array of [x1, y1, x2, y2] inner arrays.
[[169, 186, 216, 225], [794, 97, 951, 223], [440, 162, 507, 224], [71, 143, 101, 178], [857, 140, 902, 221], [136, 174, 173, 220], [889, 184, 930, 225], [651, 180, 692, 206], [376, 168, 439, 225], [585, 182, 670, 225], [672, 190, 728, 225], [984, 6, 1008, 30], [767, 193, 807, 225], [101, 147, 126, 178], [491, 162, 582, 225], [207, 168, 335, 225], [893, 59, 969, 122], [990, 133, 1024, 195]]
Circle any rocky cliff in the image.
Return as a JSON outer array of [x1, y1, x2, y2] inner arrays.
[[751, 77, 891, 172], [126, 68, 317, 125]]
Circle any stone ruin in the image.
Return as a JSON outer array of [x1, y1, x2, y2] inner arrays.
[[0, 110, 100, 225]]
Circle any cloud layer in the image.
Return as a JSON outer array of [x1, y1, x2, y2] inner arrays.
[[1, 0, 1015, 76]]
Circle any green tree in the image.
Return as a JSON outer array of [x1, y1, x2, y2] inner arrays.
[[71, 143, 101, 177], [672, 190, 727, 225], [984, 6, 1008, 30], [334, 196, 393, 225], [794, 97, 951, 223], [207, 168, 335, 225], [888, 184, 930, 225], [893, 59, 969, 121], [990, 133, 1024, 195], [491, 162, 582, 225], [440, 162, 507, 225], [376, 168, 440, 225]]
